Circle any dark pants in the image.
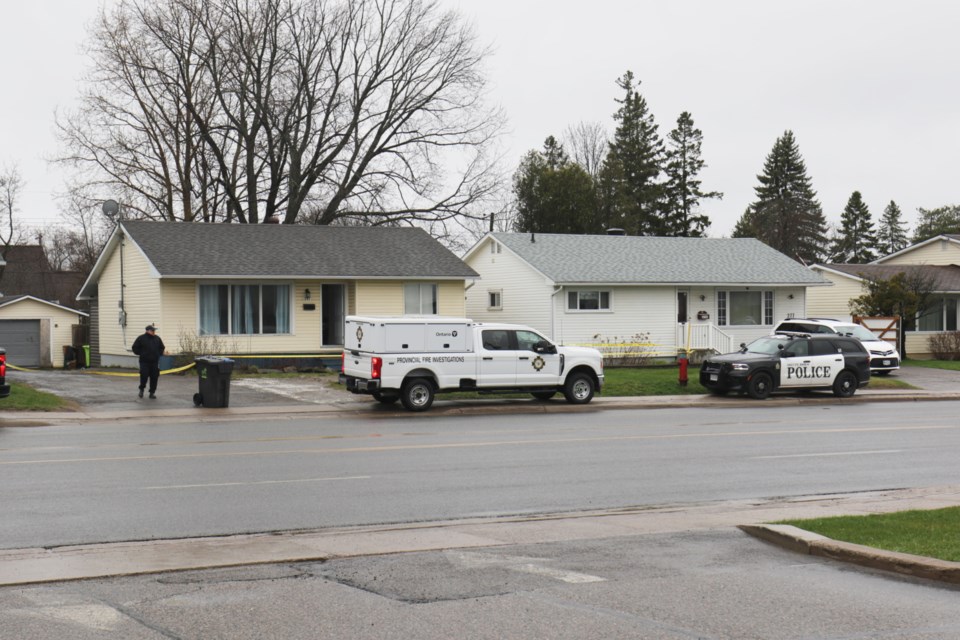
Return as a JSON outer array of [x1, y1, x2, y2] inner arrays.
[[139, 360, 160, 393]]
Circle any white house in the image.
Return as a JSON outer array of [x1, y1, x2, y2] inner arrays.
[[463, 232, 828, 358]]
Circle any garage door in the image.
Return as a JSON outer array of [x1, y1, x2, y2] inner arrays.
[[0, 319, 41, 367]]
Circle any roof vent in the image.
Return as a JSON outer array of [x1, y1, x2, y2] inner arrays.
[[607, 228, 626, 236]]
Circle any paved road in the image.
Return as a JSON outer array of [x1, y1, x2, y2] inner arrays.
[[3, 401, 960, 550], [4, 529, 960, 639]]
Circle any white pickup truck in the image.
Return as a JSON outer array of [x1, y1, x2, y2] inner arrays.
[[339, 316, 604, 411]]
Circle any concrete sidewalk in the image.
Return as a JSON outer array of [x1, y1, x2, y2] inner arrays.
[[2, 485, 958, 587]]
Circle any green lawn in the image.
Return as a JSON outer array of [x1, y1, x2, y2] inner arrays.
[[1, 383, 72, 411], [779, 507, 960, 562], [902, 359, 960, 371]]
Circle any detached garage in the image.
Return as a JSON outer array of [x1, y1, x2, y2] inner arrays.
[[0, 296, 89, 368]]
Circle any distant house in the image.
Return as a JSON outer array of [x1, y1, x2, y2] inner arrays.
[[78, 221, 478, 367], [808, 234, 960, 358], [463, 232, 828, 358], [0, 295, 89, 367], [0, 245, 87, 311]]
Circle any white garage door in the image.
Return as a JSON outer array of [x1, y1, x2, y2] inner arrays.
[[0, 319, 41, 367]]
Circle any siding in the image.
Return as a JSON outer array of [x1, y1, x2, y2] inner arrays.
[[354, 280, 466, 317], [98, 238, 161, 357], [465, 238, 553, 335], [0, 300, 84, 367], [881, 239, 960, 265], [553, 286, 676, 353], [906, 332, 933, 359], [806, 270, 863, 321]]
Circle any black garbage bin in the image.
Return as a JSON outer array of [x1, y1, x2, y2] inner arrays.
[[193, 356, 235, 408]]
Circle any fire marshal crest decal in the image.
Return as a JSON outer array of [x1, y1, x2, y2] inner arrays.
[[356, 326, 364, 342], [532, 356, 546, 371]]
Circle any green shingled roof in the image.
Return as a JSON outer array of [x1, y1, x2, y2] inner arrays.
[[491, 233, 827, 285]]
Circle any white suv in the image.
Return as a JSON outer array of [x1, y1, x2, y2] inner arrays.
[[773, 318, 900, 375]]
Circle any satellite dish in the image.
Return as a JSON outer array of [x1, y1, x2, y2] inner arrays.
[[102, 200, 120, 218]]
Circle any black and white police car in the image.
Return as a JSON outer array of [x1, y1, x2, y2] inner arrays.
[[773, 317, 900, 375], [699, 333, 871, 400]]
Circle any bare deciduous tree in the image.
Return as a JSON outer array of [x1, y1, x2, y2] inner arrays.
[[42, 185, 112, 274], [0, 165, 26, 281], [563, 121, 608, 180], [56, 0, 504, 226]]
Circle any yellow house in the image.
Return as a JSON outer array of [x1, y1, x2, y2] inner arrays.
[[78, 221, 477, 367], [808, 234, 960, 358], [0, 295, 89, 368]]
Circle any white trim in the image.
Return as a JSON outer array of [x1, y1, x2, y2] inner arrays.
[[553, 281, 829, 287], [0, 295, 89, 317], [164, 274, 472, 281], [809, 264, 866, 282], [565, 289, 613, 312], [463, 234, 557, 285]]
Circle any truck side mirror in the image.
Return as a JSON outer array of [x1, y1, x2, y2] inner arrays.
[[535, 341, 557, 355]]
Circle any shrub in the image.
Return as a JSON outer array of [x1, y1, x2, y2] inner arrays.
[[590, 332, 655, 367], [928, 331, 960, 360], [175, 326, 240, 367]]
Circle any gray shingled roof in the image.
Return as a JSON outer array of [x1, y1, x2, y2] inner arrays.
[[823, 263, 960, 292], [121, 221, 477, 279], [491, 233, 827, 285]]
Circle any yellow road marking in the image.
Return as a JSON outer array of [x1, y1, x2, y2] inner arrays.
[[1, 423, 956, 466]]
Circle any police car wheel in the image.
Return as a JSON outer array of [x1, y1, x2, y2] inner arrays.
[[747, 372, 772, 400], [832, 371, 858, 398]]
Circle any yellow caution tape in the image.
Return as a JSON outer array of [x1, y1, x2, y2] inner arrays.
[[6, 363, 38, 372], [82, 362, 198, 377]]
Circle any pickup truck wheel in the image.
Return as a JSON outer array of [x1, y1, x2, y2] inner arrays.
[[562, 372, 595, 404], [832, 370, 858, 398], [372, 391, 399, 405], [531, 391, 557, 401], [747, 372, 772, 400], [401, 378, 435, 412]]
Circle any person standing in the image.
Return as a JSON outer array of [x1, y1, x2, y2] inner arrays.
[[132, 325, 166, 399]]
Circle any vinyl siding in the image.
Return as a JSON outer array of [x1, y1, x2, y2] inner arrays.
[[881, 239, 960, 265], [0, 300, 84, 367], [906, 332, 933, 359], [553, 286, 676, 353], [354, 280, 466, 316], [806, 271, 863, 321], [465, 238, 553, 335], [98, 238, 161, 357]]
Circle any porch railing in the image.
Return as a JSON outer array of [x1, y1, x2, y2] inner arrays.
[[677, 323, 733, 355]]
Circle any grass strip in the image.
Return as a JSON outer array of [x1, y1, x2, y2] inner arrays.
[[779, 507, 960, 562], [902, 359, 960, 371], [2, 383, 71, 411]]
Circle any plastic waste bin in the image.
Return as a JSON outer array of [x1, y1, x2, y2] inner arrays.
[[193, 356, 235, 408], [82, 345, 90, 368]]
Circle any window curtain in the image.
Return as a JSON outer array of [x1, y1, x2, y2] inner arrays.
[[275, 285, 290, 333], [232, 285, 259, 334], [199, 285, 221, 335]]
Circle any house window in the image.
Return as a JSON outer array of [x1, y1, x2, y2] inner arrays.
[[404, 283, 438, 315], [717, 290, 774, 326], [567, 290, 611, 311], [917, 297, 958, 332], [490, 241, 502, 254], [488, 290, 502, 310], [199, 284, 291, 335]]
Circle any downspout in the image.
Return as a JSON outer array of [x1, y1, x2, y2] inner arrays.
[[550, 285, 563, 343]]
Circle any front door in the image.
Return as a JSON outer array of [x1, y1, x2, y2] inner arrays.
[[677, 289, 689, 324], [321, 284, 345, 345], [514, 329, 561, 386]]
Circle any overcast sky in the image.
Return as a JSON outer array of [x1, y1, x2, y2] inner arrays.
[[2, 0, 959, 239]]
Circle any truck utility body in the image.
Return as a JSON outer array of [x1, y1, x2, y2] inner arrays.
[[340, 316, 604, 411]]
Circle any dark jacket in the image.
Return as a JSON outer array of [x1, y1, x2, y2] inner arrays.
[[132, 333, 166, 363]]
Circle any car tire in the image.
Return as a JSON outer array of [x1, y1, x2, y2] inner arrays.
[[373, 391, 400, 405], [401, 378, 435, 412], [531, 391, 557, 401], [562, 372, 595, 404], [832, 370, 858, 398], [747, 372, 772, 400]]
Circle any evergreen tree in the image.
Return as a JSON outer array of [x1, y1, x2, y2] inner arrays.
[[512, 137, 599, 234], [912, 205, 960, 243], [876, 200, 909, 256], [732, 131, 828, 264], [829, 191, 878, 263], [598, 71, 665, 236], [662, 112, 721, 237]]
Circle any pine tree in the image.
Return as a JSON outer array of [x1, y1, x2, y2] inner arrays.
[[876, 200, 909, 256], [912, 205, 960, 243], [829, 191, 878, 263], [598, 71, 665, 236], [662, 112, 721, 237], [512, 137, 599, 234], [733, 131, 828, 264]]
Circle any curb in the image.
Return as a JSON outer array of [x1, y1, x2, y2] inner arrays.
[[738, 524, 960, 584]]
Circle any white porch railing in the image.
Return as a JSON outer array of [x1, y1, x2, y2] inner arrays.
[[676, 323, 733, 355]]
